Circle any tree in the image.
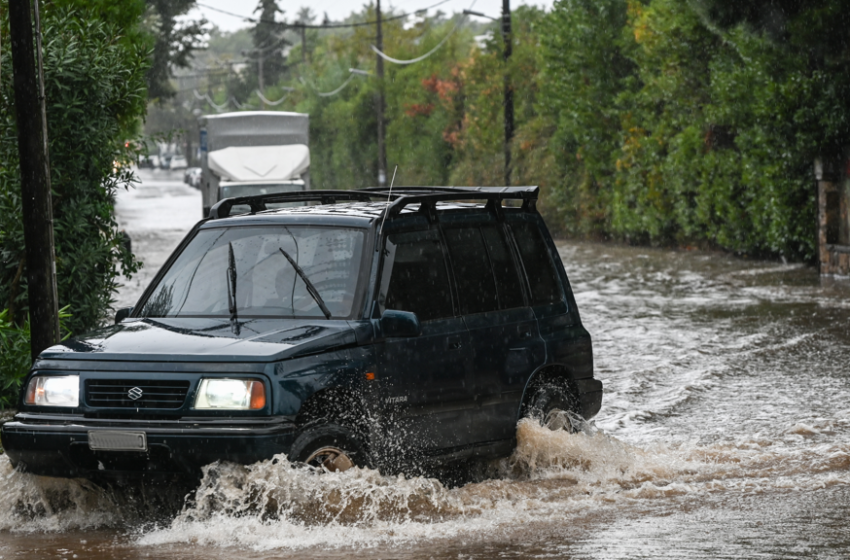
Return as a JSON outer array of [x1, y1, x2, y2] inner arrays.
[[692, 0, 850, 159], [537, 0, 635, 235], [145, 0, 208, 100], [248, 0, 289, 91]]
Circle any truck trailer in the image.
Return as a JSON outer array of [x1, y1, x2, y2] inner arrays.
[[199, 111, 310, 217]]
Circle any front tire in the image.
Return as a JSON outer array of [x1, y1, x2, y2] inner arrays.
[[288, 423, 369, 472]]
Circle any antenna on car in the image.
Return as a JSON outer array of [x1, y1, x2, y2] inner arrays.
[[378, 165, 398, 237]]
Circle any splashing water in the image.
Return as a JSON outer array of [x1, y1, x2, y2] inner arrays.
[[2, 408, 848, 553]]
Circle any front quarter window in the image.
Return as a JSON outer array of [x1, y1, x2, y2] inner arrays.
[[378, 230, 454, 321], [139, 226, 365, 319]]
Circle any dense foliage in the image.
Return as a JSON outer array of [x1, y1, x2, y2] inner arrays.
[[179, 0, 848, 260], [145, 0, 207, 100], [566, 1, 821, 256], [0, 3, 149, 339], [0, 307, 71, 408]]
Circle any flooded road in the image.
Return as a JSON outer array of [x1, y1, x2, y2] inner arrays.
[[3, 171, 850, 558]]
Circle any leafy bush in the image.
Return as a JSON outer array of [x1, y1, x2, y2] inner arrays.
[[0, 307, 72, 409], [534, 0, 837, 258], [0, 4, 148, 336]]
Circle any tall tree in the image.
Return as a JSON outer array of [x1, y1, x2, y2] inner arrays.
[[145, 0, 208, 100], [249, 0, 289, 91]]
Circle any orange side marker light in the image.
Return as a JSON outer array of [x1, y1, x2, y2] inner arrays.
[[250, 381, 266, 409], [365, 372, 376, 381]]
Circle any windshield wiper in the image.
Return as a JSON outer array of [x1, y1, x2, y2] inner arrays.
[[278, 247, 332, 319], [226, 242, 238, 322]]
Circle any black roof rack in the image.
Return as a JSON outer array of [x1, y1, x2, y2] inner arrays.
[[207, 186, 539, 220], [208, 190, 383, 219], [364, 186, 539, 219]]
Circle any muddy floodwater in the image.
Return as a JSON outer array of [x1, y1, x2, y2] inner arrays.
[[3, 172, 850, 559]]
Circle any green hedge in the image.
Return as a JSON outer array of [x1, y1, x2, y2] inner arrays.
[[0, 307, 72, 409], [0, 3, 149, 335]]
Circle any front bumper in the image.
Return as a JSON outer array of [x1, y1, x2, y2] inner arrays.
[[1, 413, 297, 479]]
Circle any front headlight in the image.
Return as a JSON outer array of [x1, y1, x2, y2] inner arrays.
[[193, 378, 266, 410], [24, 375, 79, 407]]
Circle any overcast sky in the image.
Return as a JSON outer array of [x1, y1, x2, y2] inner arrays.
[[187, 0, 554, 33]]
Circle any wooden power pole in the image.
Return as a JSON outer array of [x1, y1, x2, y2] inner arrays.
[[8, 0, 61, 360], [375, 0, 387, 187]]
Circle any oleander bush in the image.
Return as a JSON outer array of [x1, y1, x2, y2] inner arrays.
[[0, 307, 72, 409], [0, 2, 148, 338]]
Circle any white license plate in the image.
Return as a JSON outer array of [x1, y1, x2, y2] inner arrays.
[[88, 430, 147, 452]]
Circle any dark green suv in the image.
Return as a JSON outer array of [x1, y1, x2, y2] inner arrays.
[[1, 187, 602, 478]]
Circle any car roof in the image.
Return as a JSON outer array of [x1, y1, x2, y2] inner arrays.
[[199, 200, 497, 230], [204, 187, 541, 229]]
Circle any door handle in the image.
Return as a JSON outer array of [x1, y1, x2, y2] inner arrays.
[[447, 337, 463, 350], [519, 330, 533, 340]]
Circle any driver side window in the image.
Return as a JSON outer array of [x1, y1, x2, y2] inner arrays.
[[379, 231, 454, 321]]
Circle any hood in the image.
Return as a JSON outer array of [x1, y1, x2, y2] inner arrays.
[[39, 318, 361, 363]]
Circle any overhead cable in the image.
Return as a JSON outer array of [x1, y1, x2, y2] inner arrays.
[[230, 96, 250, 110], [195, 0, 450, 29], [193, 89, 247, 112], [256, 88, 294, 106], [370, 0, 475, 65], [315, 74, 357, 97], [370, 14, 467, 65], [300, 68, 369, 98]]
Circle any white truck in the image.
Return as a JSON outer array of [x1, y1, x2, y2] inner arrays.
[[199, 111, 310, 217]]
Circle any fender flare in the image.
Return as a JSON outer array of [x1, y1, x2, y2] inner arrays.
[[515, 363, 582, 423]]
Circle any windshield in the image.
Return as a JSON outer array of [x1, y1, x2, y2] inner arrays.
[[139, 226, 365, 319]]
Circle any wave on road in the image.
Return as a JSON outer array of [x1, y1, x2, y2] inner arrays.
[[2, 414, 849, 551]]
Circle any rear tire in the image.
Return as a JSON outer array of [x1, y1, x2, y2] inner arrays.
[[288, 423, 370, 472], [525, 381, 582, 432]]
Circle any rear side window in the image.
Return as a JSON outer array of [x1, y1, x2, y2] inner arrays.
[[381, 232, 454, 321], [481, 226, 525, 310], [444, 227, 499, 315], [510, 221, 563, 306]]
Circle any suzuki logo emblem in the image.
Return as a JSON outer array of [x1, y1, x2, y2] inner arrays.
[[128, 387, 143, 400]]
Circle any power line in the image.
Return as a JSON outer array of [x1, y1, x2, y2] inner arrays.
[[314, 73, 357, 97], [195, 0, 450, 29], [256, 88, 293, 106], [371, 13, 468, 65], [302, 68, 370, 97]]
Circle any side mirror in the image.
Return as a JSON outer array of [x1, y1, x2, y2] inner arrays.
[[114, 306, 134, 324], [380, 310, 422, 338]]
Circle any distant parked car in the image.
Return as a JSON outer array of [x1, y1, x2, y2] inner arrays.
[[137, 154, 158, 168], [170, 155, 188, 170], [184, 167, 202, 188]]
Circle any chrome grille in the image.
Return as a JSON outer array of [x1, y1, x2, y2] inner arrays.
[[85, 379, 190, 409]]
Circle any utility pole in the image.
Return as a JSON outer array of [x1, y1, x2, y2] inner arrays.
[[300, 24, 307, 63], [375, 0, 387, 187], [8, 0, 61, 359], [258, 49, 265, 109], [502, 0, 514, 186]]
